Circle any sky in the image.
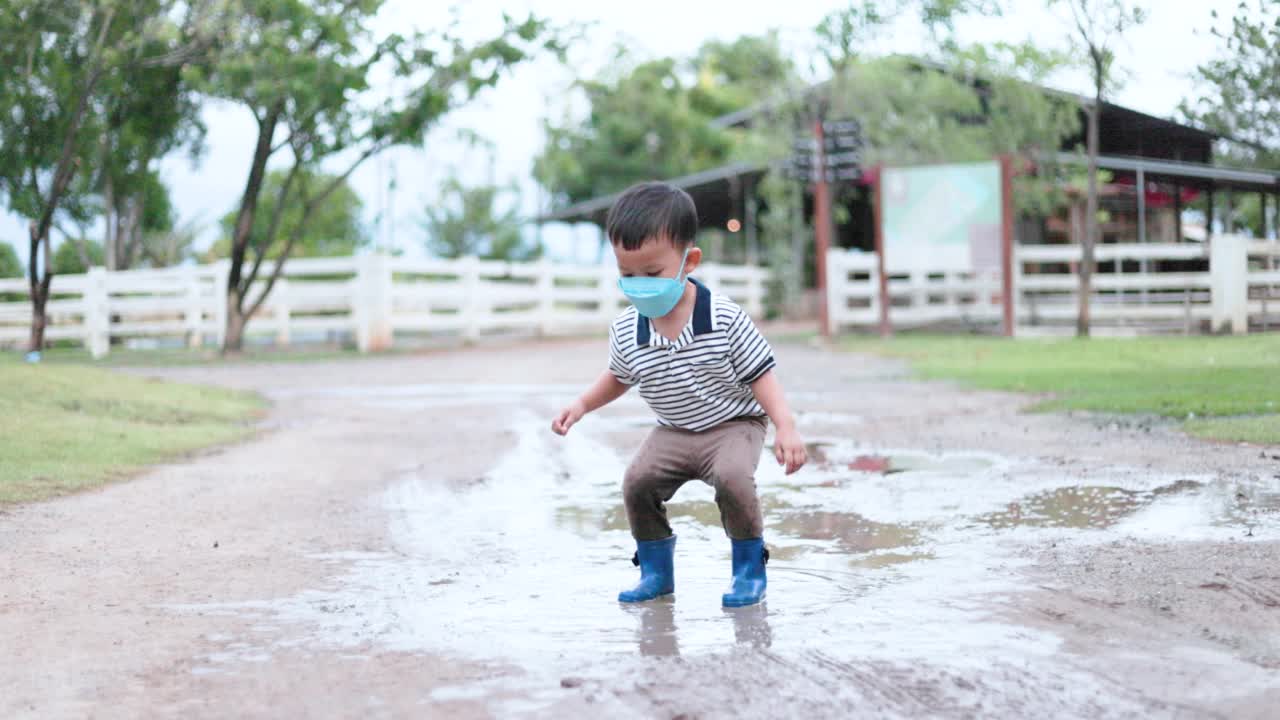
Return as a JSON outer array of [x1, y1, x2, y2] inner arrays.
[[0, 0, 1249, 269]]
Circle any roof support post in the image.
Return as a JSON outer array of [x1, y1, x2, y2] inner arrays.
[[1136, 168, 1146, 244]]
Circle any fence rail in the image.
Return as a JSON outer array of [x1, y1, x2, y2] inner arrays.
[[827, 235, 1280, 336], [0, 255, 767, 357]]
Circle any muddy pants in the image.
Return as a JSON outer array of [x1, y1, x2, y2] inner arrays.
[[623, 415, 768, 541]]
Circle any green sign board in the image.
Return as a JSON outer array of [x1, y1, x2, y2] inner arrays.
[[881, 161, 1001, 271]]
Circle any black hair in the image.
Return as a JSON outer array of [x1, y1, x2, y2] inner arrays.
[[605, 181, 698, 250]]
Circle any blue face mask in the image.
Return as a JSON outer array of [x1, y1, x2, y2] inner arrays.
[[617, 247, 691, 319]]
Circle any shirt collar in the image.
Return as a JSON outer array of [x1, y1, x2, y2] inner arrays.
[[634, 277, 713, 346]]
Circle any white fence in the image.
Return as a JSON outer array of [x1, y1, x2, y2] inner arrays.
[[827, 236, 1280, 336], [0, 255, 767, 357]]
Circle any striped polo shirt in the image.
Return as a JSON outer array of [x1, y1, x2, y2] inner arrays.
[[608, 278, 776, 431]]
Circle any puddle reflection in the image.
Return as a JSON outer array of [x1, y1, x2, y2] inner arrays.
[[771, 510, 920, 554], [979, 480, 1204, 530], [624, 598, 680, 657], [725, 603, 772, 649]]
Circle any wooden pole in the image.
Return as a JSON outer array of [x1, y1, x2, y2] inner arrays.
[[873, 164, 890, 338], [1000, 155, 1015, 337], [1174, 182, 1182, 241], [1207, 188, 1215, 242], [813, 119, 833, 338]]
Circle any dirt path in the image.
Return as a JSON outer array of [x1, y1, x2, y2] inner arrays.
[[2, 337, 1278, 719]]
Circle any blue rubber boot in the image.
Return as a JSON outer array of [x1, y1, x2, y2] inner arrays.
[[618, 535, 676, 603], [722, 538, 768, 607]]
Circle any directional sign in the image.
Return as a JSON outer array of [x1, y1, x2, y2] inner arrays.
[[785, 117, 865, 185], [822, 119, 862, 135]]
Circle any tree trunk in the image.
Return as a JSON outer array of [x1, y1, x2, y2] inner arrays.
[[1078, 95, 1100, 338], [223, 106, 282, 352], [223, 290, 247, 353], [121, 196, 144, 269], [102, 137, 117, 271], [27, 222, 51, 353]]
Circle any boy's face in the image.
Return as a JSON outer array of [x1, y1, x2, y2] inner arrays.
[[612, 237, 701, 279]]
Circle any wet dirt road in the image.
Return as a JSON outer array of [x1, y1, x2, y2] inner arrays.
[[2, 337, 1279, 718]]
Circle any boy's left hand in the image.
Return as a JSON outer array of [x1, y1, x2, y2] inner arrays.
[[773, 425, 807, 475]]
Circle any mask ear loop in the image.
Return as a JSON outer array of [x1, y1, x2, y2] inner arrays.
[[675, 246, 691, 282]]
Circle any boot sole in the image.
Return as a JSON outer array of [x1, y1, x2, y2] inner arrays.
[[618, 590, 674, 604], [721, 591, 765, 608]]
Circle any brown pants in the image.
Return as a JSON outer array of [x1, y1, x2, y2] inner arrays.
[[623, 415, 768, 541]]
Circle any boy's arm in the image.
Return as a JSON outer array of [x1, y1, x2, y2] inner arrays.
[[750, 369, 807, 474], [551, 370, 630, 435]]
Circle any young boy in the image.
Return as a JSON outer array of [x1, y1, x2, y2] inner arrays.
[[551, 181, 807, 608]]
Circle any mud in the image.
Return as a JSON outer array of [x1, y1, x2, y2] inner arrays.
[[1, 337, 1278, 718]]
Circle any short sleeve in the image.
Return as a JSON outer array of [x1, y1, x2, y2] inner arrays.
[[725, 308, 775, 384], [608, 323, 638, 386]]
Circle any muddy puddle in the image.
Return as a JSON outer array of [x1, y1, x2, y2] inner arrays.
[[164, 391, 1280, 715]]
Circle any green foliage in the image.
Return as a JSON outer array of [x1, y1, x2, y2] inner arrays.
[[422, 177, 539, 261], [0, 0, 218, 235], [140, 218, 202, 268], [0, 244, 23, 278], [1047, 0, 1146, 97], [816, 1, 893, 71], [206, 169, 366, 261], [52, 238, 105, 275], [814, 0, 1005, 70], [1183, 0, 1280, 168], [825, 48, 1079, 214], [534, 33, 796, 206], [0, 1, 221, 348], [191, 1, 561, 346], [689, 32, 796, 117]]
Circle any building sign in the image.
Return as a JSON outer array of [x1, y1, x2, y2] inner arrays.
[[881, 161, 1001, 272]]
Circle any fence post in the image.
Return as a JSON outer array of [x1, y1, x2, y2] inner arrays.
[[699, 263, 721, 298], [274, 278, 291, 347], [1210, 234, 1248, 335], [747, 266, 765, 318], [460, 255, 481, 343], [1009, 246, 1023, 336], [184, 264, 202, 348], [356, 253, 394, 352], [825, 249, 842, 336], [598, 263, 616, 325], [85, 268, 110, 359], [535, 257, 555, 336]]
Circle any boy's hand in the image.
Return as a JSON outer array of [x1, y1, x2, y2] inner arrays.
[[551, 399, 587, 436], [773, 425, 807, 475]]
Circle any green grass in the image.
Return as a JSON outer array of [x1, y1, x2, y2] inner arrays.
[[0, 355, 266, 504], [841, 334, 1280, 445]]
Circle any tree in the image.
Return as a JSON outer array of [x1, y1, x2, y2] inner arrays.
[[192, 2, 563, 352], [1183, 1, 1280, 169], [140, 218, 202, 268], [52, 238, 105, 276], [422, 176, 539, 261], [534, 33, 797, 207], [96, 35, 205, 271], [821, 46, 1078, 203], [816, 1, 893, 73], [0, 244, 23, 279], [205, 170, 367, 262], [0, 1, 221, 353], [1048, 0, 1147, 337]]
